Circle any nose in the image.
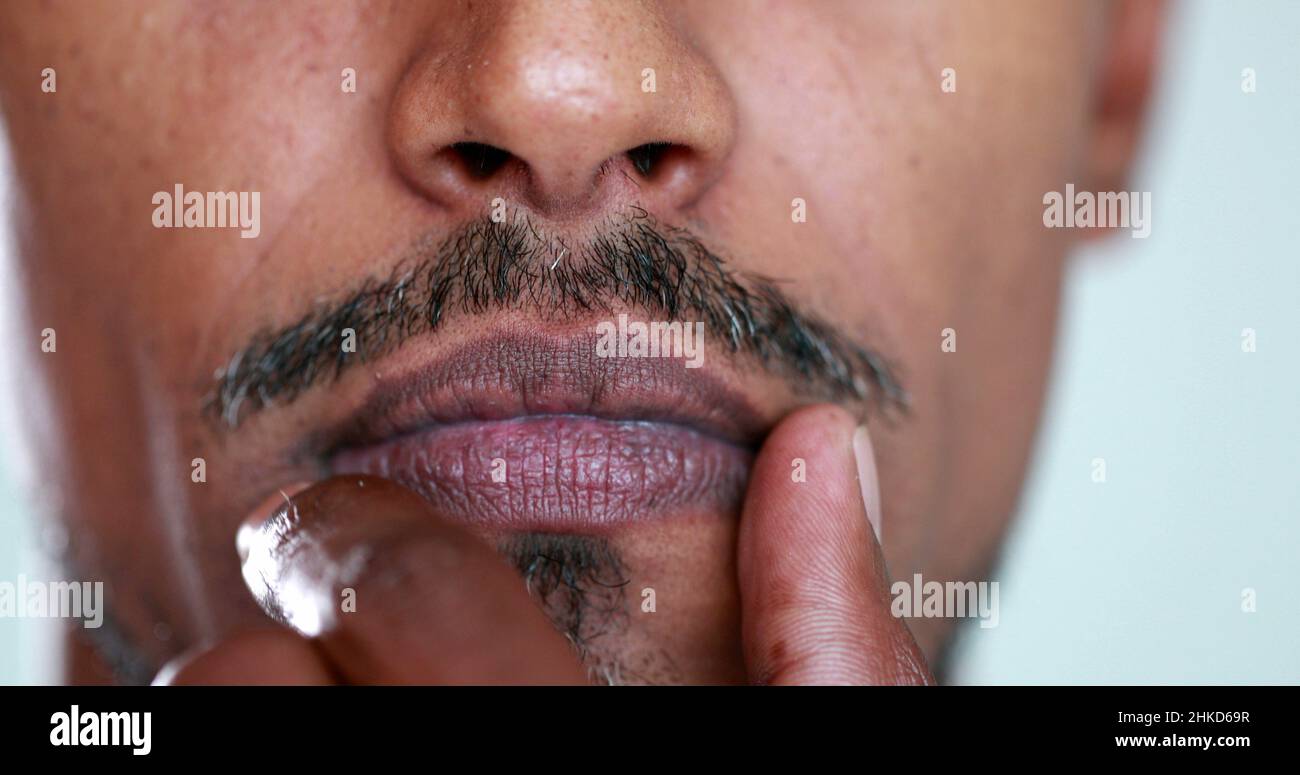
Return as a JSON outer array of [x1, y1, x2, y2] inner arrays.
[[387, 0, 736, 220]]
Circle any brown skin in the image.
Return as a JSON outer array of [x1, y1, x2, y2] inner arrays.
[[0, 0, 1163, 684], [164, 407, 928, 685]]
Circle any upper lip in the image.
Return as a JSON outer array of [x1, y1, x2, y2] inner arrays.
[[311, 327, 771, 458]]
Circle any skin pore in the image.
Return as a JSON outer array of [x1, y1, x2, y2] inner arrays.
[[0, 0, 1162, 684]]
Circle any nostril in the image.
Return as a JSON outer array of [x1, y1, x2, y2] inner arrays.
[[450, 142, 512, 180], [626, 142, 674, 179]]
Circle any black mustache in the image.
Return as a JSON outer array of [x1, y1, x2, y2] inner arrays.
[[206, 208, 905, 429]]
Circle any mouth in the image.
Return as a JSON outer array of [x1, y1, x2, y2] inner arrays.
[[319, 327, 766, 532]]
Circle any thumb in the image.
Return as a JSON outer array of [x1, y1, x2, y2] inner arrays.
[[236, 475, 587, 684], [736, 404, 933, 685]]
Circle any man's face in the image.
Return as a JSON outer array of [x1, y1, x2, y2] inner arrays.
[[0, 0, 1152, 683]]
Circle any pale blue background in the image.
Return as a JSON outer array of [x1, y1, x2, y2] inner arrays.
[[1, 0, 1297, 683], [952, 0, 1300, 683]]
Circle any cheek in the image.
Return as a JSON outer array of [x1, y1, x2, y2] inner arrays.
[[681, 1, 1087, 581]]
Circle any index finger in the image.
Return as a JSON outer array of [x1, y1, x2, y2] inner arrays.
[[736, 405, 933, 685]]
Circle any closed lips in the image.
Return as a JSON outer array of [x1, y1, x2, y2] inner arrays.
[[323, 331, 764, 531]]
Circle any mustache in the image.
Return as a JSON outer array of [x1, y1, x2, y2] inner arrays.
[[206, 208, 906, 429]]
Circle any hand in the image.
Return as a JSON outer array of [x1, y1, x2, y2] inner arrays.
[[157, 476, 586, 684], [157, 405, 932, 685]]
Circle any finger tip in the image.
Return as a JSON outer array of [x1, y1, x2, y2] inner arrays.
[[236, 481, 313, 562], [744, 403, 860, 512], [852, 425, 882, 542]]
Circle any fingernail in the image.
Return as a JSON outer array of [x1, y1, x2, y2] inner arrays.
[[852, 425, 882, 541], [236, 482, 312, 563]]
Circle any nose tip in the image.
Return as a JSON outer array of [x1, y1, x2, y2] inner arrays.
[[387, 0, 736, 220]]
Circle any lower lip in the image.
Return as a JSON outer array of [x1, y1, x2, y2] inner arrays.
[[329, 415, 751, 532]]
